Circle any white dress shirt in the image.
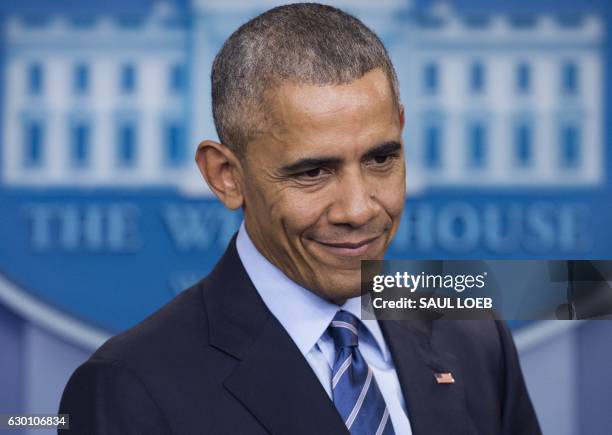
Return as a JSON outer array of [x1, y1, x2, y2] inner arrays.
[[236, 222, 413, 434]]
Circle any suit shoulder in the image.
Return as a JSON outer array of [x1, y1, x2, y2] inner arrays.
[[91, 278, 212, 368]]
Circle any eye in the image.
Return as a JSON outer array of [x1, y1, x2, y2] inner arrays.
[[303, 168, 323, 178], [368, 153, 398, 167], [294, 167, 330, 182]]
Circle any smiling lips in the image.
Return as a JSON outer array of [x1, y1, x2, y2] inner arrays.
[[315, 234, 383, 257]]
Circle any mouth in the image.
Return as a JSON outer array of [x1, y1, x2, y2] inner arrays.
[[313, 234, 383, 257]]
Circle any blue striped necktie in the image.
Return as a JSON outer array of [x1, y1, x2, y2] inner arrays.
[[329, 310, 395, 435]]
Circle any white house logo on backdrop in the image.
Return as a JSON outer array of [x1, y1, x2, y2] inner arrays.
[[1, 1, 604, 191], [0, 0, 607, 346]]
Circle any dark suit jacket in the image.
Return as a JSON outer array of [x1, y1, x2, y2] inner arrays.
[[59, 237, 542, 434]]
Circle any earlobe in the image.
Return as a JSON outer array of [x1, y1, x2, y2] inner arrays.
[[195, 140, 244, 210]]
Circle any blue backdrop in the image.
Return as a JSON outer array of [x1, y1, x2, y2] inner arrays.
[[0, 1, 611, 434]]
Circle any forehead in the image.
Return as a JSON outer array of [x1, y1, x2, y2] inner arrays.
[[259, 68, 399, 156]]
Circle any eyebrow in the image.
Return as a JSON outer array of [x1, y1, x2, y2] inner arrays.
[[279, 140, 402, 174], [361, 141, 402, 161]]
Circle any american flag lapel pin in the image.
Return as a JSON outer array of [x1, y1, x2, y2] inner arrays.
[[435, 372, 455, 384]]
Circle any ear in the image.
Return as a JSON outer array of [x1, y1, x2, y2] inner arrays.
[[398, 103, 405, 131], [195, 140, 244, 210]]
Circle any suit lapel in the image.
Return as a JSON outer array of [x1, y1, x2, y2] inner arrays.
[[205, 236, 468, 434], [204, 236, 348, 435], [223, 317, 349, 435], [379, 317, 469, 435]]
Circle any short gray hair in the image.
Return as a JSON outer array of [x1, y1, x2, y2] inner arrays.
[[211, 2, 400, 157]]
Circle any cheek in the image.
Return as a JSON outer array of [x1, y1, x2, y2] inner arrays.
[[267, 189, 327, 237], [290, 194, 329, 231], [376, 170, 406, 217]]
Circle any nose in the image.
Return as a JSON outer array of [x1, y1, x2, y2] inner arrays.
[[327, 168, 379, 228]]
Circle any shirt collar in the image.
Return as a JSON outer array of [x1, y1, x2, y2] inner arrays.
[[235, 221, 390, 361]]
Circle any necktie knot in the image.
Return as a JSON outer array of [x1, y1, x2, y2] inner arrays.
[[329, 310, 359, 349]]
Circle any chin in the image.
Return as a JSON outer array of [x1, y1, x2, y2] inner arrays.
[[302, 263, 364, 303], [319, 281, 362, 304]]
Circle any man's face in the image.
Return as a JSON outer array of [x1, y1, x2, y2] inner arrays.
[[241, 68, 405, 304]]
